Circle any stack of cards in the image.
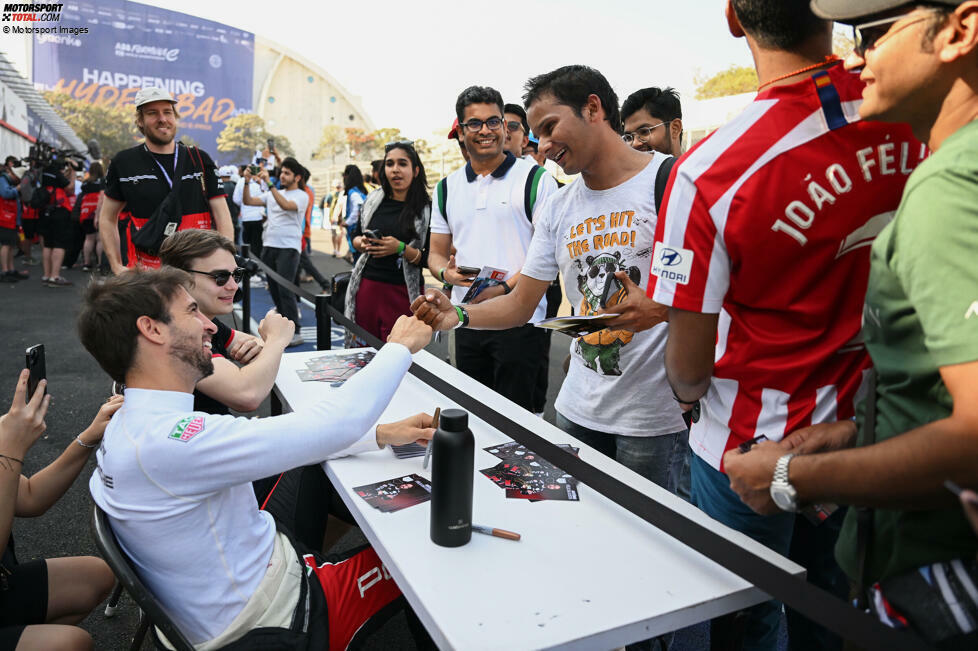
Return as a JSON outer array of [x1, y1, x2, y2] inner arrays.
[[480, 442, 580, 502], [353, 474, 432, 513], [296, 351, 375, 387], [391, 442, 427, 459]]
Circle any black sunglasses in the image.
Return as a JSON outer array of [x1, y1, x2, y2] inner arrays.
[[385, 139, 415, 152], [187, 267, 245, 286]]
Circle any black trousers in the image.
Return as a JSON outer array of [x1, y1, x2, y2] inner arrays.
[[254, 465, 354, 553], [533, 278, 563, 413], [296, 246, 329, 290], [455, 325, 549, 412], [242, 221, 263, 257], [262, 246, 301, 329]]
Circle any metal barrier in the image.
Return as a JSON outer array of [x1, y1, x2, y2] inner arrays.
[[242, 249, 333, 351]]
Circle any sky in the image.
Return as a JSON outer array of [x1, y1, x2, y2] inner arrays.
[[141, 0, 756, 138]]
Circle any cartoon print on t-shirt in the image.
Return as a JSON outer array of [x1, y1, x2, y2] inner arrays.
[[573, 251, 641, 376]]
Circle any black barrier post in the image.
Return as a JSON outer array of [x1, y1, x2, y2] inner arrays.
[[315, 294, 331, 351], [240, 244, 252, 334]]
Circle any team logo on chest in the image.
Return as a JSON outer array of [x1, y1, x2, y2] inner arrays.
[[168, 416, 205, 442]]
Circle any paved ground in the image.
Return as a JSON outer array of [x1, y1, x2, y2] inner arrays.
[[0, 230, 737, 649]]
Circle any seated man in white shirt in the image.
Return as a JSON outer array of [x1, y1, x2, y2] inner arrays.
[[78, 268, 435, 649]]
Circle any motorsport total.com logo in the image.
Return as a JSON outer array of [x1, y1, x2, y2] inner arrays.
[[2, 2, 62, 21]]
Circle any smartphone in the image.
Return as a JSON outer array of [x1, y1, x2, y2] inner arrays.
[[267, 138, 275, 151], [600, 274, 623, 309], [456, 265, 480, 276], [362, 229, 381, 240], [25, 344, 45, 402], [248, 164, 261, 175]]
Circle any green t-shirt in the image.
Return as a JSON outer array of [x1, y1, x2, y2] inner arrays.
[[837, 120, 978, 584]]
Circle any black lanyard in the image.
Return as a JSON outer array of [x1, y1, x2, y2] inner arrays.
[[145, 145, 179, 188]]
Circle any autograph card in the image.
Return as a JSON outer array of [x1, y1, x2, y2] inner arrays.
[[353, 474, 432, 513], [480, 442, 581, 502], [297, 351, 376, 386]]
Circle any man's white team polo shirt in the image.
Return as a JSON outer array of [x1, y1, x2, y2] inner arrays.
[[430, 151, 557, 323]]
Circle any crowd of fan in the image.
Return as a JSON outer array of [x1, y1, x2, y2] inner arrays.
[[1, 0, 977, 649]]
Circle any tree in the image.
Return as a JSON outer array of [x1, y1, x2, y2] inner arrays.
[[345, 127, 374, 158], [313, 125, 346, 164], [43, 91, 139, 158], [266, 133, 295, 159], [371, 128, 402, 149], [413, 138, 431, 157], [693, 65, 758, 100], [833, 29, 855, 57], [216, 113, 266, 164]]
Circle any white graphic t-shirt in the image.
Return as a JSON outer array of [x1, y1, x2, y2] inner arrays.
[[522, 155, 686, 437]]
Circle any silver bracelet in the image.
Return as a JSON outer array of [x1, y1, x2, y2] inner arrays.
[[75, 436, 98, 449]]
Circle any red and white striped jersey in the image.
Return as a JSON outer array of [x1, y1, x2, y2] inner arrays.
[[649, 64, 923, 471]]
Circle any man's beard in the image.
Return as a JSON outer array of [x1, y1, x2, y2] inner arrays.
[[145, 127, 175, 147], [171, 340, 214, 382]]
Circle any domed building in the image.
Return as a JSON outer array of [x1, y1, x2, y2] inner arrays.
[[253, 37, 374, 163]]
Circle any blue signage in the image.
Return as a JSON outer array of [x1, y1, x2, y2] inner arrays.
[[32, 0, 254, 156]]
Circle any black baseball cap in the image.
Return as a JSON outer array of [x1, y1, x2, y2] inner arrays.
[[811, 0, 963, 23]]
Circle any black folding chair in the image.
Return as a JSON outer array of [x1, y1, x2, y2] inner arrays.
[[91, 505, 195, 651]]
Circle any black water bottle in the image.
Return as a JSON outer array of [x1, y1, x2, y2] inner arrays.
[[430, 408, 474, 547]]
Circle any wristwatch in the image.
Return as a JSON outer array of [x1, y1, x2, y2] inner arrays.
[[769, 453, 799, 512]]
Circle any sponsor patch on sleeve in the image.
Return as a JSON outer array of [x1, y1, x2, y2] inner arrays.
[[168, 416, 205, 442], [651, 242, 694, 285]]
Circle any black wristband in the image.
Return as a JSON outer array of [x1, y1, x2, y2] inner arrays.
[[501, 282, 512, 294]]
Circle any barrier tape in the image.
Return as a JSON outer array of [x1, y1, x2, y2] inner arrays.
[[249, 253, 928, 650], [248, 254, 320, 304]]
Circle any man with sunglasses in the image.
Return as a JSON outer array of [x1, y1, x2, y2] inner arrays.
[[428, 86, 557, 413], [621, 87, 684, 156], [720, 1, 978, 646], [647, 1, 923, 649], [159, 229, 292, 416]]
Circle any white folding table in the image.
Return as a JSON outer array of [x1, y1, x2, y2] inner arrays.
[[273, 348, 804, 650]]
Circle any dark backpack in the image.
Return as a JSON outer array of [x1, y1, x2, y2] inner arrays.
[[436, 158, 676, 218], [436, 164, 548, 223], [654, 156, 677, 214]]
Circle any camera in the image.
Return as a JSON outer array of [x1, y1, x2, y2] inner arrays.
[[235, 254, 261, 277]]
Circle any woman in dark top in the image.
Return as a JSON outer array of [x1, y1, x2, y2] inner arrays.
[[344, 142, 431, 345]]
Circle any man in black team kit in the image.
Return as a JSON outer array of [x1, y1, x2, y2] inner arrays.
[[98, 87, 233, 273]]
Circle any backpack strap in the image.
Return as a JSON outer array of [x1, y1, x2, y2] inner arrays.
[[436, 178, 448, 220], [654, 156, 677, 214], [523, 165, 547, 222]]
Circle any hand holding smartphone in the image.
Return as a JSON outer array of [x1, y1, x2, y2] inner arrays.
[[456, 265, 480, 277], [25, 344, 46, 403]]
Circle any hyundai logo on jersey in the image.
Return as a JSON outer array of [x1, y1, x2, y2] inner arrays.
[[660, 248, 683, 266]]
